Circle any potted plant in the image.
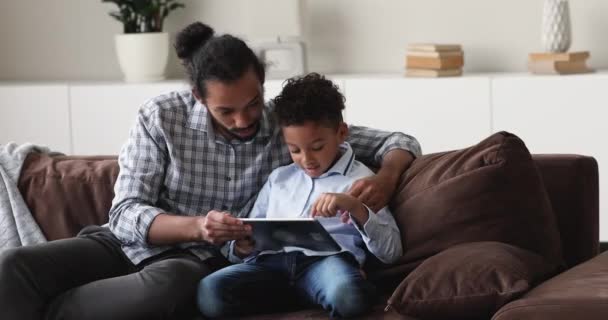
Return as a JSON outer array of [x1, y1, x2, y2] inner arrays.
[[102, 0, 185, 82]]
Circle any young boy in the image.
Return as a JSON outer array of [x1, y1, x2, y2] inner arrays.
[[197, 73, 403, 318]]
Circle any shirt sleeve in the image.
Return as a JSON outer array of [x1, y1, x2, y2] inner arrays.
[[108, 104, 168, 246], [347, 125, 422, 167], [228, 176, 273, 263], [351, 205, 403, 264]]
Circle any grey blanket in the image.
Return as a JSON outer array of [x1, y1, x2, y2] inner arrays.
[[0, 143, 60, 251]]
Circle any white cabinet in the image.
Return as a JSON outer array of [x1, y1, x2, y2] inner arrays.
[[343, 76, 492, 154], [71, 80, 293, 155], [69, 79, 315, 155], [264, 80, 286, 102], [264, 78, 346, 102], [492, 72, 608, 240], [0, 84, 71, 153], [70, 81, 188, 155]]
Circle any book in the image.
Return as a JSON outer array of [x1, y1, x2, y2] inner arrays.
[[240, 218, 342, 252], [528, 59, 593, 75], [529, 51, 590, 62], [406, 55, 464, 70], [407, 43, 462, 52], [406, 50, 464, 58], [405, 68, 462, 78]]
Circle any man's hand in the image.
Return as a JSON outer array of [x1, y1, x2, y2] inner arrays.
[[196, 210, 251, 245], [349, 149, 414, 212], [234, 236, 256, 258], [348, 173, 397, 213], [311, 193, 369, 226]]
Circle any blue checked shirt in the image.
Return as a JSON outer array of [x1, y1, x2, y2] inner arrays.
[[108, 90, 422, 265], [229, 142, 403, 266]]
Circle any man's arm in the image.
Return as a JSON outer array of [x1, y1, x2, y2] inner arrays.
[[109, 105, 249, 247], [148, 212, 249, 246], [347, 125, 421, 168], [346, 126, 421, 211], [108, 105, 169, 246], [350, 149, 414, 210]]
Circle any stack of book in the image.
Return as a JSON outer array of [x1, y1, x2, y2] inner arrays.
[[528, 51, 593, 75], [406, 44, 464, 78]]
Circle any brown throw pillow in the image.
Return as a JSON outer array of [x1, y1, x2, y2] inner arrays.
[[388, 242, 556, 320], [18, 153, 119, 240], [389, 132, 563, 267]]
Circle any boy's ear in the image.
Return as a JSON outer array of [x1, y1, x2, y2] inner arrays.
[[338, 122, 349, 142]]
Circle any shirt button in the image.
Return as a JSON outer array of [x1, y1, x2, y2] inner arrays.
[[225, 176, 231, 181]]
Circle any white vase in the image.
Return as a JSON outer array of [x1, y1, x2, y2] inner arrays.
[[541, 0, 571, 53], [115, 32, 169, 82]]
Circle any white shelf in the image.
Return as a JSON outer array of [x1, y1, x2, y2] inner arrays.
[[343, 76, 491, 154], [0, 84, 71, 152]]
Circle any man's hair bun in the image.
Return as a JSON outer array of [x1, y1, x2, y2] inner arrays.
[[174, 22, 215, 60]]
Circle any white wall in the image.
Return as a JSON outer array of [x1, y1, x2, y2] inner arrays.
[[0, 0, 606, 81]]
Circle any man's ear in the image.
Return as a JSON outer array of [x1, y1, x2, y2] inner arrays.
[[192, 88, 204, 103], [338, 122, 349, 143]]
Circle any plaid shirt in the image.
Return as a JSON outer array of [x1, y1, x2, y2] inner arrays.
[[108, 90, 422, 265]]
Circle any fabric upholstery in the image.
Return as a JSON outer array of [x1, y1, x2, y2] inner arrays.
[[18, 153, 118, 240], [389, 132, 563, 267], [493, 251, 608, 320], [389, 242, 556, 320]]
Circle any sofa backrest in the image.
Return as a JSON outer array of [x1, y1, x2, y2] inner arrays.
[[17, 152, 599, 268], [532, 154, 599, 267]]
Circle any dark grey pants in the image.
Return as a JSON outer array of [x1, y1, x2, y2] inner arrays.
[[0, 226, 226, 320]]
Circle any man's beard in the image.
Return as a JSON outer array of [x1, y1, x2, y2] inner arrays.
[[226, 122, 259, 141]]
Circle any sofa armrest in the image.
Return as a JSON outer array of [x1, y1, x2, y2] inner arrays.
[[493, 250, 608, 320], [532, 154, 599, 268]]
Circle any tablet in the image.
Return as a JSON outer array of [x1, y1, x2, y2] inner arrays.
[[240, 218, 342, 252]]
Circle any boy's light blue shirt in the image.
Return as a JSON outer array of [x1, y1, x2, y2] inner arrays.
[[230, 142, 403, 266]]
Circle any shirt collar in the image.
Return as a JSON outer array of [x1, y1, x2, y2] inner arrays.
[[186, 94, 210, 132], [318, 142, 355, 178]]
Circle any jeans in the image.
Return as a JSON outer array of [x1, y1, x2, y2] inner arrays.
[[197, 252, 376, 319]]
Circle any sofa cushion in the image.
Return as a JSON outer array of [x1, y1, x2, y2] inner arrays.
[[493, 250, 608, 320], [388, 132, 563, 267], [388, 242, 556, 320], [18, 153, 119, 240]]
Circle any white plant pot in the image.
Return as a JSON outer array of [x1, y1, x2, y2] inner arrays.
[[541, 0, 571, 53], [115, 32, 169, 82]]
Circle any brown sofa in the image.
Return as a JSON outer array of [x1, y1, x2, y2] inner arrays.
[[17, 134, 605, 319]]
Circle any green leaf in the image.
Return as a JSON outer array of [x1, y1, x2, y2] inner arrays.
[[102, 0, 183, 33]]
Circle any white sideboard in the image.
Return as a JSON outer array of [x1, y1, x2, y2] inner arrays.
[[341, 76, 491, 154], [70, 81, 188, 155], [1, 72, 605, 239], [0, 84, 71, 152], [492, 72, 608, 244]]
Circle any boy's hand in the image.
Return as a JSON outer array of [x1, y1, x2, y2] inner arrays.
[[234, 236, 255, 258], [311, 193, 369, 226]]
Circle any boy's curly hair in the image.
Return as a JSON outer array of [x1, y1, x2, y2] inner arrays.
[[272, 73, 345, 129]]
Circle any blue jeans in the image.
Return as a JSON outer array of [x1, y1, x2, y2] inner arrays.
[[197, 252, 376, 318]]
